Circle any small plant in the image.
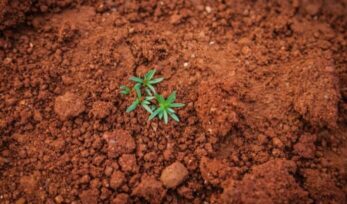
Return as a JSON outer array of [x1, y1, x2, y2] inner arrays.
[[149, 92, 185, 124], [120, 69, 185, 124], [125, 84, 154, 113], [130, 69, 164, 95]]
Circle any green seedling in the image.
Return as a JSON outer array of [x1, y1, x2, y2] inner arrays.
[[126, 84, 154, 113], [120, 85, 130, 95], [130, 69, 164, 95], [120, 69, 184, 124], [149, 91, 185, 124]]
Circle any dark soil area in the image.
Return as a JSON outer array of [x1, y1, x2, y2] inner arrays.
[[1, 0, 347, 203]]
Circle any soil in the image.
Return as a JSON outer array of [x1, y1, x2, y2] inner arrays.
[[0, 0, 347, 203]]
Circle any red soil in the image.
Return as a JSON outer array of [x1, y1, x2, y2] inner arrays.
[[0, 0, 347, 203]]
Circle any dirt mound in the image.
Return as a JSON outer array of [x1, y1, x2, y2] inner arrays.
[[0, 0, 81, 30], [221, 159, 310, 203], [302, 169, 346, 203], [0, 0, 347, 203], [0, 0, 31, 30]]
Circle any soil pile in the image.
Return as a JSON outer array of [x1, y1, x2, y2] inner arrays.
[[0, 0, 85, 30], [0, 0, 346, 203]]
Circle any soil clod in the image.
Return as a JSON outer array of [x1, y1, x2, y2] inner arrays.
[[54, 92, 85, 121], [103, 130, 136, 158], [132, 175, 166, 204], [160, 161, 189, 189]]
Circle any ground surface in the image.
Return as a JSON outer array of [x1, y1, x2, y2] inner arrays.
[[0, 0, 347, 203]]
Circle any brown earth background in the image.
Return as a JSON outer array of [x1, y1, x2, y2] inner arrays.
[[0, 0, 347, 203]]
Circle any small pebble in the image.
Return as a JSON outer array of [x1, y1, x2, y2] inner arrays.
[[55, 195, 64, 204], [205, 6, 212, 13], [160, 161, 189, 188]]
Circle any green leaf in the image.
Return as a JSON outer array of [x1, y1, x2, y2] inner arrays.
[[134, 83, 141, 88], [142, 100, 150, 105], [148, 84, 156, 94], [142, 104, 153, 113], [149, 108, 161, 120], [167, 91, 176, 103], [169, 112, 180, 122], [145, 88, 153, 96], [149, 77, 164, 84], [155, 94, 165, 104], [130, 76, 143, 83], [163, 110, 168, 124], [145, 96, 155, 101], [134, 84, 142, 98], [170, 103, 185, 108], [159, 111, 163, 119], [120, 85, 130, 95], [126, 100, 139, 112], [120, 85, 129, 89], [167, 108, 176, 114], [145, 70, 156, 80]]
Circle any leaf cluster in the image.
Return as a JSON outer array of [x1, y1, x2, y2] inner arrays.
[[120, 69, 184, 124]]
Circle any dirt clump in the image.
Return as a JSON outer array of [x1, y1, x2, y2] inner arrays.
[[109, 171, 125, 190], [118, 154, 138, 173], [80, 189, 99, 204], [112, 193, 129, 204], [200, 157, 239, 186], [132, 175, 166, 204], [221, 159, 310, 203], [103, 130, 136, 158], [195, 80, 239, 137], [54, 92, 85, 120], [290, 57, 340, 128], [300, 0, 323, 16], [90, 101, 113, 119], [19, 173, 39, 195], [293, 134, 317, 159], [302, 169, 346, 203], [160, 161, 189, 189]]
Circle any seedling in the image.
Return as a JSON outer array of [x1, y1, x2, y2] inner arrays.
[[149, 92, 185, 124], [130, 69, 164, 95], [120, 69, 185, 124], [126, 84, 154, 113], [120, 85, 130, 95]]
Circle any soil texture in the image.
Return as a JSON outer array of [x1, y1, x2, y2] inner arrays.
[[1, 0, 347, 203]]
